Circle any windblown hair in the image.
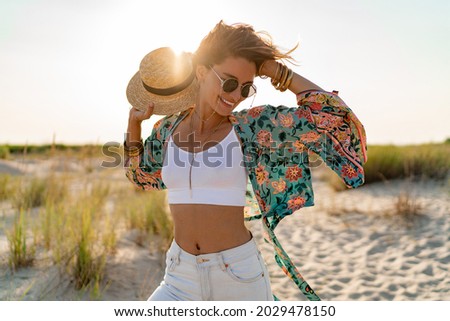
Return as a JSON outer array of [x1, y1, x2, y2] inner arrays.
[[193, 20, 297, 71]]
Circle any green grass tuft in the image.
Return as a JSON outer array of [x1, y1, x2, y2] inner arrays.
[[7, 209, 36, 271]]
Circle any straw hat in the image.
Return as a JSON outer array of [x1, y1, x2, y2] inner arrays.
[[126, 47, 198, 115]]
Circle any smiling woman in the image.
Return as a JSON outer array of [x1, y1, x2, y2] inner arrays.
[[123, 20, 367, 301]]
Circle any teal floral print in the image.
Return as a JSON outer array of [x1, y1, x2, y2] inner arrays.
[[125, 90, 367, 301]]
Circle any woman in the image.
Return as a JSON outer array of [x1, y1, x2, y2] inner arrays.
[[124, 21, 367, 301]]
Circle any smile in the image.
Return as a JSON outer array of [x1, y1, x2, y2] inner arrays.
[[220, 96, 234, 107]]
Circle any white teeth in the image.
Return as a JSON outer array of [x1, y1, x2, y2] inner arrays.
[[220, 97, 234, 107]]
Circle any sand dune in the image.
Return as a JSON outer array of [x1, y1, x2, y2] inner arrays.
[[1, 159, 449, 300], [248, 179, 449, 301]]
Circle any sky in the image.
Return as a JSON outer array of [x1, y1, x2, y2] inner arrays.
[[0, 0, 449, 146]]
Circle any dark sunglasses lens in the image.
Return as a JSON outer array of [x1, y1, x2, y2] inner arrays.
[[222, 79, 239, 93], [241, 84, 255, 98]]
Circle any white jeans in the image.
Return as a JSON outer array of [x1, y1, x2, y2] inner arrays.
[[148, 237, 274, 301]]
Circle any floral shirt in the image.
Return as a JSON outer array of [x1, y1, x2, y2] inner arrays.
[[125, 90, 367, 301]]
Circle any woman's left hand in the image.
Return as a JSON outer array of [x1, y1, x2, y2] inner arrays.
[[258, 60, 278, 79]]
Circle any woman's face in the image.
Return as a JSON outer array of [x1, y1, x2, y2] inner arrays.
[[197, 56, 256, 116]]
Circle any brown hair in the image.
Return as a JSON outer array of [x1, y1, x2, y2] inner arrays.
[[193, 20, 297, 71]]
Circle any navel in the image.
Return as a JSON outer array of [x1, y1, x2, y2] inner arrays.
[[196, 243, 201, 251]]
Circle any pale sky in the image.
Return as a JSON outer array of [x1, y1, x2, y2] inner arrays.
[[1, 0, 449, 145]]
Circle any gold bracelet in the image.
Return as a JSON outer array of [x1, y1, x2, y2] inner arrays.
[[126, 148, 141, 158], [276, 65, 289, 91], [258, 61, 268, 78], [271, 62, 281, 86], [124, 140, 143, 157], [285, 69, 294, 90], [275, 65, 286, 90], [273, 63, 284, 88], [280, 68, 294, 92]]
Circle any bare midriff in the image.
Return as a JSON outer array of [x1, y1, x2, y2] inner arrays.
[[169, 204, 251, 255], [168, 114, 251, 255]]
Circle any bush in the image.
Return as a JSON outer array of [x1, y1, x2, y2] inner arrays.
[[0, 145, 10, 159], [363, 143, 449, 184], [325, 142, 450, 190]]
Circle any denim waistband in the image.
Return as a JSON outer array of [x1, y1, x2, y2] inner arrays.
[[168, 236, 259, 268]]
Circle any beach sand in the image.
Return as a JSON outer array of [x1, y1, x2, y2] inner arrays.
[[248, 177, 449, 300], [1, 158, 449, 300]]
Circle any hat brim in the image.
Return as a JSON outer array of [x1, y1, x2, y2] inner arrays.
[[126, 71, 198, 115]]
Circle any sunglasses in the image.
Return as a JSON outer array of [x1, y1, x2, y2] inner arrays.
[[210, 66, 257, 98]]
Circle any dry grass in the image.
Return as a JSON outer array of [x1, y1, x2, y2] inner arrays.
[[323, 172, 425, 228], [7, 209, 36, 270], [394, 192, 422, 217], [1, 148, 172, 299], [118, 189, 173, 251], [362, 143, 449, 184], [384, 178, 424, 227], [325, 143, 449, 192], [320, 143, 442, 227], [0, 174, 11, 200]]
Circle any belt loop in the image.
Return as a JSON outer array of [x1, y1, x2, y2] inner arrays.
[[217, 253, 227, 271]]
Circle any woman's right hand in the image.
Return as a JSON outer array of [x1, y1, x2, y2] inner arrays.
[[126, 103, 154, 149], [128, 103, 154, 125]]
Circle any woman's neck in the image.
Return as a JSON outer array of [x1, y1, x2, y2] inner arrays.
[[190, 106, 229, 135]]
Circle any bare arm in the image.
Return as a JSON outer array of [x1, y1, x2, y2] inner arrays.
[[124, 103, 166, 190], [125, 103, 154, 148]]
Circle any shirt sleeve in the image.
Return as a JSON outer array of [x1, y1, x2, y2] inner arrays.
[[262, 90, 366, 188], [295, 90, 367, 187], [124, 120, 167, 191]]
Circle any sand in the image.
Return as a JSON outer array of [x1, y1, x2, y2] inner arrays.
[[1, 158, 449, 300], [248, 178, 449, 301]]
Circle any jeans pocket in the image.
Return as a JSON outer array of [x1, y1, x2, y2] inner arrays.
[[225, 253, 265, 283], [167, 256, 179, 272]]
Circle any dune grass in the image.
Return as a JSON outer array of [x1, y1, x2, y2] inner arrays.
[[118, 188, 173, 251], [0, 143, 104, 157], [0, 174, 11, 200], [323, 142, 448, 223], [13, 177, 48, 210], [327, 142, 449, 191], [7, 209, 36, 271], [363, 143, 449, 183], [1, 147, 172, 299], [394, 189, 423, 220]]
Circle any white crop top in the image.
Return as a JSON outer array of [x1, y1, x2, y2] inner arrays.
[[161, 127, 248, 206]]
